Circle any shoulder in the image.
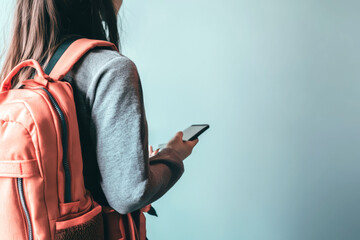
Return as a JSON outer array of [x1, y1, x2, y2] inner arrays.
[[67, 48, 140, 102], [69, 48, 138, 83]]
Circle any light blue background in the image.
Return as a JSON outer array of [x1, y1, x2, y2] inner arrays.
[[2, 0, 360, 239]]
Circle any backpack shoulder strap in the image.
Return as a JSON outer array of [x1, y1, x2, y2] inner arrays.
[[44, 36, 81, 75], [48, 38, 118, 81]]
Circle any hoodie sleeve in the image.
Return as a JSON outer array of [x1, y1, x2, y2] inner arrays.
[[88, 56, 185, 214]]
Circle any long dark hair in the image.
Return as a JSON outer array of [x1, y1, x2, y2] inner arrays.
[[0, 0, 120, 87]]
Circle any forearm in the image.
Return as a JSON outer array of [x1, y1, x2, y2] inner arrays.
[[140, 148, 184, 206]]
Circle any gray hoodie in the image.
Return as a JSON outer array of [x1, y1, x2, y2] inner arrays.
[[65, 48, 184, 214]]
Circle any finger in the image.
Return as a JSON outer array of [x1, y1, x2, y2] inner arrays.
[[175, 131, 183, 139], [186, 138, 199, 148], [149, 145, 153, 155], [154, 148, 160, 155]]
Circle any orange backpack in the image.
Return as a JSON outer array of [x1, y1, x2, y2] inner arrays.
[[0, 38, 151, 240]]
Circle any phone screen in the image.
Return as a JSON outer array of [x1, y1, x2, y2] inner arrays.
[[183, 125, 209, 141]]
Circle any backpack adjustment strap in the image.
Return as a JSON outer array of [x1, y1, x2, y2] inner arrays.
[[0, 159, 40, 178]]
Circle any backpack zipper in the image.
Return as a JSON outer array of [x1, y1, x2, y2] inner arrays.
[[39, 87, 72, 203], [17, 178, 33, 240], [16, 85, 71, 240]]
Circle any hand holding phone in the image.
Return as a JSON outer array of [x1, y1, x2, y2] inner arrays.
[[160, 132, 199, 160], [158, 124, 209, 149]]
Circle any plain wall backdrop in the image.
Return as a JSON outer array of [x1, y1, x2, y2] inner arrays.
[[1, 0, 360, 239]]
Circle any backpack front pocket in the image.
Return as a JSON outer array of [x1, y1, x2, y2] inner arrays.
[[55, 203, 104, 240], [0, 120, 40, 240]]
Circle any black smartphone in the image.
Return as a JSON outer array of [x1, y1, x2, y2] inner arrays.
[[182, 124, 210, 141], [158, 124, 209, 149]]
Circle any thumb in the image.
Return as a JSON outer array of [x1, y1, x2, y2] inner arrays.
[[175, 131, 183, 140]]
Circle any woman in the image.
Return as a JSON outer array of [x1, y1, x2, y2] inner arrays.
[[0, 0, 198, 237]]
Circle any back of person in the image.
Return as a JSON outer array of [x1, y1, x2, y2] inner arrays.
[[0, 0, 199, 239]]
